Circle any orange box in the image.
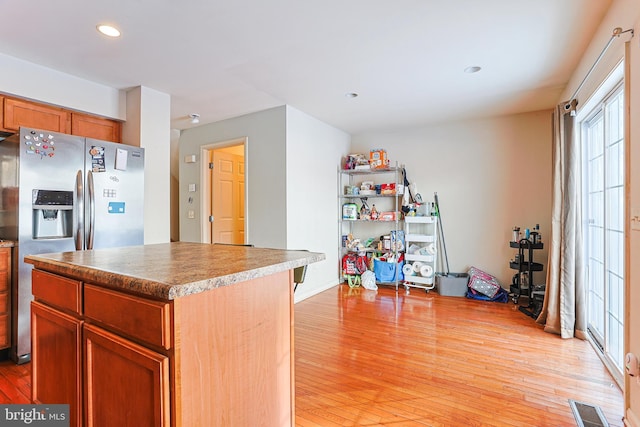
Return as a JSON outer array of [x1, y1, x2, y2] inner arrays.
[[369, 149, 388, 169], [378, 211, 397, 221]]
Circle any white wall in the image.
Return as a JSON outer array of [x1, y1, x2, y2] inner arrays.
[[123, 86, 172, 245], [170, 128, 181, 242], [178, 106, 349, 299], [285, 106, 351, 301], [0, 52, 124, 120], [352, 110, 553, 287], [178, 106, 288, 247]]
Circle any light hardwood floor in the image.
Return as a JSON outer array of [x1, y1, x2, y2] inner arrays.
[[294, 284, 624, 427], [0, 284, 624, 426]]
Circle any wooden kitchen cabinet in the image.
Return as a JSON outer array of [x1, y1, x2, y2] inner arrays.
[[1, 95, 122, 142], [29, 269, 295, 427], [31, 269, 83, 427], [0, 96, 5, 131], [83, 284, 171, 425], [3, 98, 71, 133], [31, 301, 83, 427], [71, 112, 121, 143], [31, 270, 170, 427], [0, 247, 11, 350], [84, 323, 170, 427], [25, 242, 320, 427]]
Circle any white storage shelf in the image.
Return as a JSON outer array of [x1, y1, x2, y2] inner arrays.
[[403, 215, 438, 292], [339, 165, 404, 291]]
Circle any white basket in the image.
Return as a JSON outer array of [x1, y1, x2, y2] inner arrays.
[[405, 234, 435, 243], [405, 275, 434, 285], [405, 253, 435, 263], [404, 216, 436, 224]]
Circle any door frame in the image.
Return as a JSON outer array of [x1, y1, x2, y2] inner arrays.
[[575, 61, 625, 389], [199, 137, 248, 244]]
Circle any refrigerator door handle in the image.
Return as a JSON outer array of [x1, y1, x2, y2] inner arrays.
[[74, 170, 84, 250], [87, 170, 95, 250]]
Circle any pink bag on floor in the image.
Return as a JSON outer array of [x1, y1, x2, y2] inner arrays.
[[467, 266, 501, 298]]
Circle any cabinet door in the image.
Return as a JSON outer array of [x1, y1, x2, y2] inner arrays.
[[0, 314, 8, 349], [0, 248, 9, 293], [0, 248, 10, 350], [71, 113, 121, 143], [31, 301, 82, 427], [84, 323, 170, 427], [0, 96, 5, 131], [3, 98, 70, 133]]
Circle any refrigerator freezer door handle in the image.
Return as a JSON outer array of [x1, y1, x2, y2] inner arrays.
[[87, 170, 95, 250], [74, 170, 84, 250]]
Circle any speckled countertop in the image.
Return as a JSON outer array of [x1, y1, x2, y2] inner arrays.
[[0, 240, 15, 248], [24, 242, 325, 300]]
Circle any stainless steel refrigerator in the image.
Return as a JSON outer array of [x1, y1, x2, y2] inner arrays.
[[0, 127, 144, 363]]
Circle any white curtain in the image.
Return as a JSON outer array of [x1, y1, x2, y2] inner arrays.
[[537, 104, 586, 339]]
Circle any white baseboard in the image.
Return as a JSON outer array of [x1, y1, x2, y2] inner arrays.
[[294, 279, 340, 304], [626, 408, 640, 427]]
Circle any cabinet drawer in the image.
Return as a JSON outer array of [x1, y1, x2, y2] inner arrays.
[[0, 292, 8, 313], [32, 269, 82, 314], [0, 248, 8, 272], [84, 285, 172, 350]]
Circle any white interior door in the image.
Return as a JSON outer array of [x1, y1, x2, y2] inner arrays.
[[210, 148, 245, 244]]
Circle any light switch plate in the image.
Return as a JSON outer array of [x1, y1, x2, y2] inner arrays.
[[188, 210, 195, 219]]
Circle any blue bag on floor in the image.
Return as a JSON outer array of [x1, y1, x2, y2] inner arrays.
[[373, 259, 404, 283], [466, 286, 509, 303]]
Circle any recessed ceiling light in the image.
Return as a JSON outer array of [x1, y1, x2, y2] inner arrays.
[[345, 92, 358, 98], [97, 24, 121, 38], [464, 66, 482, 74]]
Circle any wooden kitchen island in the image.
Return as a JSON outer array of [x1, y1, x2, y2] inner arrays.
[[24, 242, 325, 427]]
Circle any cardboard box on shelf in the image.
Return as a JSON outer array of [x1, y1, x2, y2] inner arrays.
[[380, 183, 396, 194], [369, 149, 388, 169], [378, 211, 398, 221]]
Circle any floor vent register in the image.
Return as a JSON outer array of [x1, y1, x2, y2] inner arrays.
[[569, 399, 609, 427]]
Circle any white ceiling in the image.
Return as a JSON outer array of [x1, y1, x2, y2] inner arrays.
[[0, 0, 612, 135]]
